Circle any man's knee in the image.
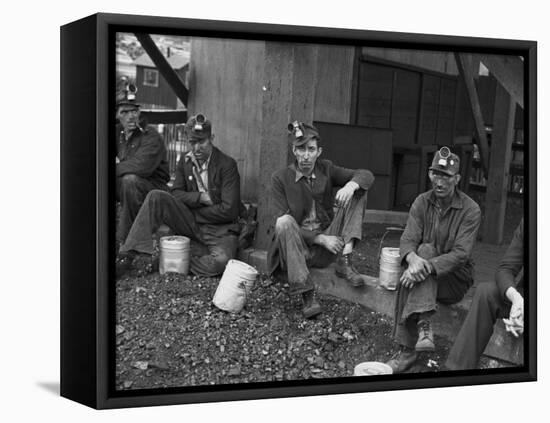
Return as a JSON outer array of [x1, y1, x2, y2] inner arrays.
[[145, 189, 171, 205], [417, 243, 437, 260], [275, 215, 298, 234], [119, 173, 141, 188], [474, 281, 500, 303]]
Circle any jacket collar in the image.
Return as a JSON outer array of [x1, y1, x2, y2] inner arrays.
[[290, 162, 317, 183]]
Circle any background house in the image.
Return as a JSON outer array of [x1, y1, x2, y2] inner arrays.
[[134, 50, 190, 110]]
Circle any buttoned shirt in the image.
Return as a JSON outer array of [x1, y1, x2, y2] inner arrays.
[[295, 168, 322, 231], [185, 151, 211, 192], [400, 189, 481, 277]]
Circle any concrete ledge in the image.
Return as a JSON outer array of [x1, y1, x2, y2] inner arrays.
[[311, 264, 523, 365], [363, 209, 408, 226], [238, 249, 523, 366]]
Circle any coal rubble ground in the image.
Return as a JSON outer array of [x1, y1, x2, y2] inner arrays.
[[115, 223, 509, 391]]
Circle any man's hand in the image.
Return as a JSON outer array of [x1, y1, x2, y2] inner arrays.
[[116, 156, 120, 164], [400, 268, 417, 288], [314, 234, 344, 255], [503, 290, 524, 337], [334, 181, 359, 209], [199, 192, 214, 206], [405, 251, 433, 282]]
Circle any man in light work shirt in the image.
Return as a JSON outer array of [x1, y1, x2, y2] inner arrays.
[[445, 219, 524, 370], [268, 121, 375, 319], [387, 147, 481, 373], [117, 113, 241, 277]]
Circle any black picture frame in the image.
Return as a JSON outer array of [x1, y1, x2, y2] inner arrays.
[[60, 12, 537, 409]]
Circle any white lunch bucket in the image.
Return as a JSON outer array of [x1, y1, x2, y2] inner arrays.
[[379, 247, 402, 290], [212, 259, 258, 313], [159, 236, 190, 275], [354, 361, 393, 376]]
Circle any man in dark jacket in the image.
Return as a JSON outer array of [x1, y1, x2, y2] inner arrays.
[[116, 77, 169, 243], [445, 219, 524, 370], [117, 113, 241, 277], [268, 121, 375, 318], [386, 147, 481, 373]]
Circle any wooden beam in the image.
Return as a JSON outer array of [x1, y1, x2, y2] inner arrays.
[[454, 53, 490, 177], [475, 54, 524, 109], [134, 33, 189, 107], [483, 82, 516, 244], [255, 43, 317, 250], [140, 110, 187, 124]]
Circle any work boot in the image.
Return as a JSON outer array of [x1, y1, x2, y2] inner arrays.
[[301, 290, 322, 319], [386, 347, 418, 374], [115, 251, 135, 279], [335, 254, 364, 287], [415, 318, 435, 352]]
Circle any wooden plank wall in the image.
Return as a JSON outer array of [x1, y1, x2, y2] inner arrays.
[[187, 37, 265, 202], [313, 45, 355, 124], [363, 47, 459, 75]]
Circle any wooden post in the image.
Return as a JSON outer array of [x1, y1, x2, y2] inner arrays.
[[476, 54, 524, 109], [255, 43, 317, 250], [454, 53, 490, 177], [483, 82, 516, 244]]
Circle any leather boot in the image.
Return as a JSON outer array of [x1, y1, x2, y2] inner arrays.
[[335, 254, 364, 287], [415, 317, 435, 352], [301, 290, 322, 319], [386, 347, 418, 374], [115, 251, 135, 279]]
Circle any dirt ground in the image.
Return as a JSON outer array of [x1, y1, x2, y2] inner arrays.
[[115, 194, 522, 391]]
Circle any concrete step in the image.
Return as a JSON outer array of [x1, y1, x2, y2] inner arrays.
[[237, 248, 523, 366], [310, 264, 523, 365]]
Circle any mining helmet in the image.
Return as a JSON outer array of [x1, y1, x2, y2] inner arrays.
[[288, 121, 320, 147], [116, 76, 140, 107], [429, 147, 460, 176]]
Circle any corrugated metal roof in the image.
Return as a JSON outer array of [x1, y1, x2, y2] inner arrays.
[[134, 51, 189, 69]]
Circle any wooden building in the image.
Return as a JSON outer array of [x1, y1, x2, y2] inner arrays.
[[134, 51, 189, 109], [186, 40, 524, 246]]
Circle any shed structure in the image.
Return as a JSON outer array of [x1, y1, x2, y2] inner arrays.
[[185, 39, 524, 246]]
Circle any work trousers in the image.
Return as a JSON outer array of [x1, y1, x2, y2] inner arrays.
[[116, 174, 166, 243], [445, 281, 513, 370], [120, 190, 238, 277], [273, 192, 366, 295], [393, 243, 472, 348]]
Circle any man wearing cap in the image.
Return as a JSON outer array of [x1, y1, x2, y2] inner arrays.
[[268, 121, 375, 318], [445, 219, 524, 370], [386, 147, 481, 373], [117, 113, 241, 277], [116, 77, 170, 244]]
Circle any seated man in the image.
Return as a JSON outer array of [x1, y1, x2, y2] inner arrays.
[[445, 219, 524, 370], [117, 113, 241, 277], [386, 147, 481, 373], [116, 77, 170, 243], [268, 121, 374, 319]]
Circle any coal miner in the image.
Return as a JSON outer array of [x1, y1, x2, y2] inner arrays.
[[386, 147, 481, 373], [267, 121, 375, 319], [117, 113, 241, 277], [445, 219, 524, 370], [116, 77, 170, 244]]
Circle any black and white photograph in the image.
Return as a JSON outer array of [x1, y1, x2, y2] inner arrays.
[[8, 0, 548, 420], [111, 28, 530, 392]]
